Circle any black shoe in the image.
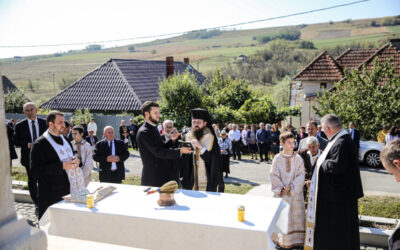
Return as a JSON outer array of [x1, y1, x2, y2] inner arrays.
[[260, 159, 264, 162]]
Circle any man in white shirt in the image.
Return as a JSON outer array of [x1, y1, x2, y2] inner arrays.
[[228, 124, 241, 160], [87, 118, 97, 136]]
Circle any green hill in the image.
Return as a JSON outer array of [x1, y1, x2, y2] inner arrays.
[[1, 16, 399, 104]]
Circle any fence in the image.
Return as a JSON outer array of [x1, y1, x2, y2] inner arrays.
[[6, 113, 135, 140]]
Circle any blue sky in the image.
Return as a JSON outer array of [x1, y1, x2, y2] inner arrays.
[[0, 0, 399, 58]]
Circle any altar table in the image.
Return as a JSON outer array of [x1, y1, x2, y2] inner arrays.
[[40, 182, 289, 250]]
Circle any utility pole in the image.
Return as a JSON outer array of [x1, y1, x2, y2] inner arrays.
[[52, 73, 55, 96]]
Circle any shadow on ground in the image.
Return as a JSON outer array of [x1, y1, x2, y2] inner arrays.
[[224, 176, 259, 186]]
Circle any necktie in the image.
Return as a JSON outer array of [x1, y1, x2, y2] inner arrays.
[[109, 141, 112, 152], [32, 120, 37, 142]]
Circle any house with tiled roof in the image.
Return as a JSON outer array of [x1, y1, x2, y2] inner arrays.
[[291, 51, 344, 126], [40, 57, 206, 113], [290, 39, 400, 127], [362, 39, 400, 83], [335, 48, 378, 70]]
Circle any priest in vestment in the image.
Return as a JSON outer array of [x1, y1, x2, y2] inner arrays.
[[181, 108, 221, 192], [305, 114, 363, 250], [31, 111, 81, 218]]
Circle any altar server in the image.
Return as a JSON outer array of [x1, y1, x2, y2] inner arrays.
[[270, 131, 305, 249]]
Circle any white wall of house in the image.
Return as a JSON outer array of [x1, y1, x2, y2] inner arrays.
[[289, 81, 334, 128]]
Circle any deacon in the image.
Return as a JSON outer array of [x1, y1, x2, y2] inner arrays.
[[182, 108, 221, 192], [136, 101, 193, 187], [30, 111, 81, 218], [14, 102, 47, 206], [304, 114, 363, 250]]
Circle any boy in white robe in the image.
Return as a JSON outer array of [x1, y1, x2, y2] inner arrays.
[[270, 132, 305, 249]]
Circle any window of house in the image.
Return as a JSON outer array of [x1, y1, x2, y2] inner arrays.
[[320, 82, 327, 89]]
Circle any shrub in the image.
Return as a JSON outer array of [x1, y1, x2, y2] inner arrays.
[[4, 90, 29, 113], [299, 40, 315, 49]]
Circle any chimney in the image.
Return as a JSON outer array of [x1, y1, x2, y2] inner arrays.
[[166, 56, 174, 78], [389, 38, 400, 50], [184, 57, 190, 65]]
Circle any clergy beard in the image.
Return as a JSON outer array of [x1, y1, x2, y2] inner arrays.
[[193, 126, 206, 141]]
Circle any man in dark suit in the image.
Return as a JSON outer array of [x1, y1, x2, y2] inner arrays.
[[63, 121, 73, 142], [93, 126, 129, 183], [119, 120, 129, 148], [348, 122, 360, 153], [85, 129, 98, 147], [136, 101, 193, 187], [7, 120, 18, 169], [128, 119, 138, 150], [14, 102, 47, 205], [298, 121, 328, 151]]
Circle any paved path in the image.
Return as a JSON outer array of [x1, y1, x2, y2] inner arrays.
[[12, 148, 400, 194], [122, 150, 400, 195]]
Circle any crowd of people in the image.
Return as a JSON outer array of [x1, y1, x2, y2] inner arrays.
[[5, 101, 400, 250]]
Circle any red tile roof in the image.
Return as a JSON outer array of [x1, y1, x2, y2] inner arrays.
[[293, 51, 344, 82], [361, 39, 400, 80], [335, 48, 378, 70]]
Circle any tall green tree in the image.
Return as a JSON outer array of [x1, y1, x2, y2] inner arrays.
[[315, 58, 400, 140], [204, 70, 252, 110], [272, 76, 291, 108], [159, 72, 204, 128]]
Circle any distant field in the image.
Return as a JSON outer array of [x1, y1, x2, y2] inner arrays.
[[312, 32, 394, 49], [1, 15, 400, 103]]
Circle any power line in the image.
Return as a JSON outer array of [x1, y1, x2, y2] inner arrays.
[[0, 0, 369, 48]]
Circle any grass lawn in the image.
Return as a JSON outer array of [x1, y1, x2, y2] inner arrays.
[[359, 196, 400, 219], [224, 183, 255, 195], [12, 167, 254, 195]]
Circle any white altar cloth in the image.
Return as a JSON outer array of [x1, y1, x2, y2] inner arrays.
[[40, 182, 289, 250]]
